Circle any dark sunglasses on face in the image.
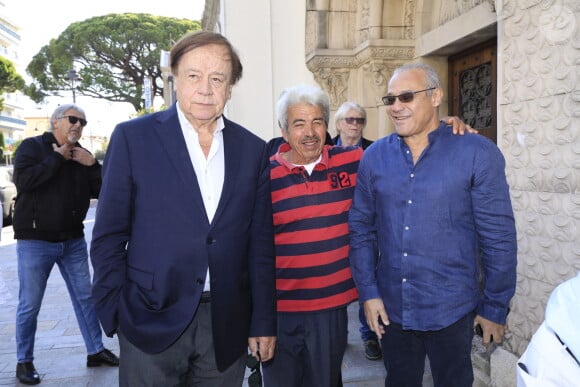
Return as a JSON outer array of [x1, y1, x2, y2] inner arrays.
[[246, 353, 262, 387], [59, 115, 88, 127], [343, 117, 366, 125], [382, 87, 436, 106]]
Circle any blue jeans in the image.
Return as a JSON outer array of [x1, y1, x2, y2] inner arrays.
[[359, 301, 378, 341], [16, 238, 105, 362], [380, 311, 475, 387]]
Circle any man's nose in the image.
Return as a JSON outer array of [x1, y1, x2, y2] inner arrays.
[[196, 78, 213, 95]]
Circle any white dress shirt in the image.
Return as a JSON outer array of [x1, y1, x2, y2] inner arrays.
[[177, 105, 225, 292]]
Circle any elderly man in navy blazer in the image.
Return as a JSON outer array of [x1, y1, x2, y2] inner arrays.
[[90, 31, 276, 386]]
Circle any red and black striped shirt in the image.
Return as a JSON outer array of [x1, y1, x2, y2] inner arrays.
[[270, 143, 362, 313]]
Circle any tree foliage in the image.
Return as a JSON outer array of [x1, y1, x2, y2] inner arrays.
[[0, 56, 25, 111], [25, 13, 200, 111]]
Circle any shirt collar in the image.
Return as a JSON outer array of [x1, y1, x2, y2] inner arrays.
[[335, 136, 363, 148], [176, 104, 225, 135], [273, 143, 331, 171]]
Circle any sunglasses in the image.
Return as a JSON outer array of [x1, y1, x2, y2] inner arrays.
[[246, 353, 262, 387], [382, 88, 436, 106], [59, 116, 88, 127], [343, 117, 366, 125]]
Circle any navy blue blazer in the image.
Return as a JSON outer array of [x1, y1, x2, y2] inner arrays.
[[90, 104, 276, 370]]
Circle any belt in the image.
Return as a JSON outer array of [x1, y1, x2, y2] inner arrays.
[[200, 291, 211, 303]]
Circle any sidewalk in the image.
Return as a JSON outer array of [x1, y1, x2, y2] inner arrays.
[[0, 207, 389, 386]]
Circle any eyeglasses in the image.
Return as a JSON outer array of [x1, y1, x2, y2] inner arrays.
[[382, 88, 436, 106], [246, 353, 262, 387], [342, 117, 366, 125], [59, 116, 88, 127]]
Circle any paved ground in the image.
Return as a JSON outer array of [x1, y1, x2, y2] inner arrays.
[[0, 204, 392, 386]]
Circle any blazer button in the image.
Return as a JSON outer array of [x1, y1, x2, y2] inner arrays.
[[206, 237, 215, 245], [196, 278, 204, 285]]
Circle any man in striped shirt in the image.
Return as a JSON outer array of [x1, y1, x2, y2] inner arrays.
[[262, 84, 361, 387]]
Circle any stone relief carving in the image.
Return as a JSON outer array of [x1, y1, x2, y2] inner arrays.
[[499, 0, 579, 357], [307, 46, 414, 74], [362, 61, 398, 103], [359, 0, 370, 42], [404, 0, 416, 39], [201, 0, 220, 32], [439, 0, 488, 25], [313, 68, 350, 108]]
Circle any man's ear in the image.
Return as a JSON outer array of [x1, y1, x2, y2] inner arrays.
[[431, 88, 443, 108]]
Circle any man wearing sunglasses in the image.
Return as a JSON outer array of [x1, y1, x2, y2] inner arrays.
[[333, 102, 380, 362], [333, 102, 373, 150], [12, 104, 119, 385], [349, 62, 517, 387]]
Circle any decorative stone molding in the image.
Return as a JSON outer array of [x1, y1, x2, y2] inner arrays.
[[306, 45, 414, 71], [312, 68, 350, 108], [306, 44, 413, 107], [202, 0, 220, 32], [439, 0, 489, 25], [403, 0, 416, 39], [362, 61, 399, 104], [359, 0, 370, 42]]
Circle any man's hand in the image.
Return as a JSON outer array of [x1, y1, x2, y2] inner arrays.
[[364, 298, 390, 339], [474, 315, 507, 345], [71, 147, 97, 166], [442, 116, 478, 135], [52, 142, 73, 160], [248, 336, 276, 362]]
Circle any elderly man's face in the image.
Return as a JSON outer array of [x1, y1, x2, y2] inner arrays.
[[173, 43, 233, 129], [282, 102, 327, 165], [336, 108, 366, 142], [53, 109, 86, 144]]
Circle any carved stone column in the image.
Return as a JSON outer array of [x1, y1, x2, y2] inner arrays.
[[202, 0, 220, 32]]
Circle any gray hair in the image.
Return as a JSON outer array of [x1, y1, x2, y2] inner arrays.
[[391, 62, 442, 94], [49, 104, 86, 131], [334, 101, 366, 127], [276, 84, 329, 130]]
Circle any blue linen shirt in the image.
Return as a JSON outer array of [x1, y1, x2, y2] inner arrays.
[[348, 121, 517, 330]]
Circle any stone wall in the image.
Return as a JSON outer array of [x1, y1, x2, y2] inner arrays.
[[497, 0, 580, 357]]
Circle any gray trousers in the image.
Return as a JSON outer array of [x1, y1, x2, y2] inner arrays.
[[118, 303, 246, 386]]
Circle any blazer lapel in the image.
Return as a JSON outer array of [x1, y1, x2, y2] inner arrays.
[[155, 105, 207, 220], [212, 117, 242, 224]]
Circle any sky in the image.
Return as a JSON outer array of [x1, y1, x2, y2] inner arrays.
[[4, 0, 205, 137]]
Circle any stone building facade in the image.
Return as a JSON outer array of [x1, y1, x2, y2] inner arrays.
[[209, 0, 579, 385]]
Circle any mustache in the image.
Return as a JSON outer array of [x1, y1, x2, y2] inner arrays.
[[301, 135, 320, 142]]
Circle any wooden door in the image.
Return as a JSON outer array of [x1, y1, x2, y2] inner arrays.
[[449, 39, 497, 143]]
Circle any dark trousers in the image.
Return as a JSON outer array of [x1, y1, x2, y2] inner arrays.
[[380, 311, 475, 387], [263, 307, 348, 387], [118, 303, 246, 387]]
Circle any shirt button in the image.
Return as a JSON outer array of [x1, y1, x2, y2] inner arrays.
[[403, 252, 408, 257], [402, 278, 407, 282], [408, 199, 412, 204], [410, 173, 415, 178], [404, 226, 409, 231]]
